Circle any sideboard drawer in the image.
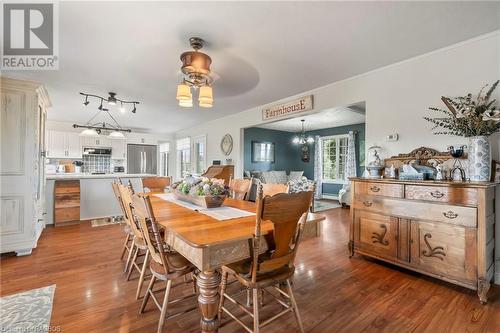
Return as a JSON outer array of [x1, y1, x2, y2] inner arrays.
[[405, 185, 477, 206], [354, 182, 403, 198], [410, 220, 477, 284], [353, 195, 477, 228]]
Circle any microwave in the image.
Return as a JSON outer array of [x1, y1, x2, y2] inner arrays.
[[83, 147, 112, 156]]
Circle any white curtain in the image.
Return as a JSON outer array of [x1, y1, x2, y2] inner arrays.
[[313, 135, 322, 199], [343, 131, 357, 191]]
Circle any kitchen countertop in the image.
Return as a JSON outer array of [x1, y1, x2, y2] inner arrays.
[[46, 173, 157, 180]]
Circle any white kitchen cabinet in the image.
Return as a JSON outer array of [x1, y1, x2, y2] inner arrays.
[[47, 131, 81, 158], [1, 77, 51, 255], [47, 131, 66, 158], [111, 139, 126, 159], [66, 132, 82, 158], [82, 136, 111, 148]]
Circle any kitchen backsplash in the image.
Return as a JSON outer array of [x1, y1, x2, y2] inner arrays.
[[83, 155, 111, 173]]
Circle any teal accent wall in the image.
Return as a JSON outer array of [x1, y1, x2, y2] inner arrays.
[[244, 123, 365, 196], [243, 127, 296, 172]]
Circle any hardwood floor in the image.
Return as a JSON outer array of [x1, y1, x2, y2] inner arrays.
[[1, 208, 499, 332]]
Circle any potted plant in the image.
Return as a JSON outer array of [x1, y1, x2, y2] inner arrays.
[[172, 177, 229, 208], [424, 80, 499, 181]]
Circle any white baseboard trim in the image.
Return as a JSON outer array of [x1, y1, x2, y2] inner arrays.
[[495, 272, 500, 285]]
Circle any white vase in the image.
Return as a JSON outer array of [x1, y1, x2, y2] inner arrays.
[[467, 136, 491, 181]]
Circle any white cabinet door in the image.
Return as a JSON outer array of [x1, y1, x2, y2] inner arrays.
[[82, 136, 96, 147], [97, 136, 111, 148], [66, 132, 82, 158], [47, 131, 66, 158], [111, 139, 126, 159]]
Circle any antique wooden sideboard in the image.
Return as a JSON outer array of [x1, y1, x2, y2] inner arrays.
[[349, 177, 496, 303]]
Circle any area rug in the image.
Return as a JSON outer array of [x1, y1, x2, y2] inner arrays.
[[0, 285, 56, 333], [91, 217, 124, 227], [314, 199, 341, 212]]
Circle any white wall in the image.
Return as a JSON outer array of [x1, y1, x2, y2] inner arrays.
[[174, 31, 500, 283]]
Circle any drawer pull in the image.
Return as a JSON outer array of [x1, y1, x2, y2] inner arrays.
[[363, 201, 372, 207], [422, 233, 446, 260], [371, 224, 389, 246], [430, 190, 445, 198], [443, 211, 458, 219], [370, 186, 380, 192]]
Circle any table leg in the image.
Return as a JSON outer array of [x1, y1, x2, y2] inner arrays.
[[197, 269, 221, 332]]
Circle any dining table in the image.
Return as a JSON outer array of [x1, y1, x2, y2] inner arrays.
[[149, 194, 325, 333]]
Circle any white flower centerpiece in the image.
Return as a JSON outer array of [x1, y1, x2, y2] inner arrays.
[[424, 81, 499, 181], [172, 177, 230, 208]]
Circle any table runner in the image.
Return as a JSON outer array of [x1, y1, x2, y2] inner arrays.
[[154, 193, 255, 221]]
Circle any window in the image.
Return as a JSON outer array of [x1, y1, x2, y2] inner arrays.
[[251, 141, 275, 163], [176, 137, 191, 179], [192, 135, 207, 175], [321, 135, 348, 183], [159, 142, 170, 177]]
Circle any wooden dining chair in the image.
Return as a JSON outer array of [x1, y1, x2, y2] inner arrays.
[[130, 193, 198, 333], [142, 177, 171, 193], [261, 183, 289, 197], [229, 178, 252, 200], [118, 183, 151, 299], [111, 181, 134, 267], [218, 187, 314, 333]]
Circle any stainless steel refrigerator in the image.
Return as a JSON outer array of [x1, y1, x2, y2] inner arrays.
[[127, 144, 158, 174]]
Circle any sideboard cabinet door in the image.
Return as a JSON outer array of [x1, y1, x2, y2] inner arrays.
[[354, 211, 398, 260], [410, 220, 477, 285]]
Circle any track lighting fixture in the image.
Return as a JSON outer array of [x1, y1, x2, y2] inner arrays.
[[79, 91, 140, 113]]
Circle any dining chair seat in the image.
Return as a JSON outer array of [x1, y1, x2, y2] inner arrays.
[[149, 255, 195, 281], [223, 257, 295, 289]]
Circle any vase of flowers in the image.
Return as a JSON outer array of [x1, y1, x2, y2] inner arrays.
[[172, 177, 230, 208], [424, 80, 499, 181]]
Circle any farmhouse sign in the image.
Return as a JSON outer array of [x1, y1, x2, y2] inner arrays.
[[262, 95, 313, 121]]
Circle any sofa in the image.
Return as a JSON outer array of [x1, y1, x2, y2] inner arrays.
[[244, 170, 315, 201]]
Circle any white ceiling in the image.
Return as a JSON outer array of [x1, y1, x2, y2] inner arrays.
[[257, 105, 365, 132], [5, 1, 500, 134]]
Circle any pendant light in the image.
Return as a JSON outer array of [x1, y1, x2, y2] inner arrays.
[[108, 131, 125, 139], [79, 128, 100, 137], [292, 119, 314, 145]]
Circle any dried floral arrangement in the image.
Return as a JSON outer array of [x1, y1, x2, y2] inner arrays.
[[424, 80, 499, 137], [172, 177, 229, 196]]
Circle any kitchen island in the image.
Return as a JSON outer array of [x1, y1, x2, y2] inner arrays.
[[45, 173, 156, 225]]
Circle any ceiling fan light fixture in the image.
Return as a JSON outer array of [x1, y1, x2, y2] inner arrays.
[[176, 83, 191, 101], [79, 128, 100, 137], [179, 98, 193, 108], [198, 85, 213, 103], [199, 99, 213, 108], [307, 137, 315, 144]]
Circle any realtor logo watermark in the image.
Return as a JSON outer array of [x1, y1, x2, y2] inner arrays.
[[1, 2, 59, 70]]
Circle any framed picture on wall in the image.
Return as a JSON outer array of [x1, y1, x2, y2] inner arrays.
[[251, 141, 275, 163]]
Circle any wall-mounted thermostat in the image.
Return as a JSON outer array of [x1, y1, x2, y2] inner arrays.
[[386, 134, 399, 142]]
